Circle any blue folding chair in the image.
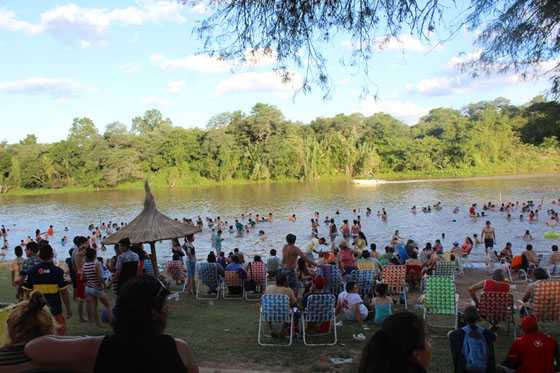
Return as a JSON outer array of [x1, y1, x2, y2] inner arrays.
[[302, 294, 337, 346], [258, 294, 294, 346], [196, 262, 221, 300]]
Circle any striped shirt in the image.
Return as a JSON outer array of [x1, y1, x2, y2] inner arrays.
[[83, 261, 102, 290]]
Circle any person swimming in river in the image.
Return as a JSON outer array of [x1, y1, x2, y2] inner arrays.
[[522, 230, 533, 241]]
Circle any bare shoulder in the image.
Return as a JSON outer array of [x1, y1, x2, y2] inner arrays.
[[174, 338, 198, 373]]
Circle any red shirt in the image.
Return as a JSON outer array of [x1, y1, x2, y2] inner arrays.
[[339, 248, 355, 269], [483, 279, 510, 293], [507, 332, 557, 373]]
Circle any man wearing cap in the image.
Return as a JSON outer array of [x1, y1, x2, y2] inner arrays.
[[501, 315, 559, 373]]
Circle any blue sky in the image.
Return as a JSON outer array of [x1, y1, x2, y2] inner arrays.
[[0, 0, 553, 144]]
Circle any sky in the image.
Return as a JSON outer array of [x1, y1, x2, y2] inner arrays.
[[0, 0, 554, 144]]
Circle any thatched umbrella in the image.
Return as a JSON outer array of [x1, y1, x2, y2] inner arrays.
[[102, 180, 200, 276]]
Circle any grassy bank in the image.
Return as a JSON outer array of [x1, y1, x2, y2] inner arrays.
[[2, 165, 559, 197], [2, 267, 560, 372]]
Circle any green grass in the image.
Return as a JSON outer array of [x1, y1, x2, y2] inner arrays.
[[1, 268, 559, 372]]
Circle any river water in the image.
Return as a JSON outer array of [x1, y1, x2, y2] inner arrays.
[[1, 175, 559, 264]]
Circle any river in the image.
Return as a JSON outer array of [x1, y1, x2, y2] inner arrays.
[[1, 175, 559, 265]]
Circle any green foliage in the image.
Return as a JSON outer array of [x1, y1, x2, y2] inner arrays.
[[1, 100, 559, 193]]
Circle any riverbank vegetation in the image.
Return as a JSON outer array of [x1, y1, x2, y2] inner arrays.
[[1, 96, 559, 194]]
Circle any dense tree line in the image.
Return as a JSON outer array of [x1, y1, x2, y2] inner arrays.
[[0, 97, 559, 192]]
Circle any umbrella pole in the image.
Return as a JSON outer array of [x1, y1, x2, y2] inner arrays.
[[150, 242, 159, 277]]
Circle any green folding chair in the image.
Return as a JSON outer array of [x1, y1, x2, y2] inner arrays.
[[423, 275, 458, 329]]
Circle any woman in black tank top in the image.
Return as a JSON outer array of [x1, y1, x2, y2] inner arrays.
[[25, 276, 198, 373]]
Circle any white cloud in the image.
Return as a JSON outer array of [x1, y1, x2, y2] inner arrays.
[[151, 49, 276, 73], [0, 9, 42, 34], [360, 97, 430, 124], [144, 96, 169, 108], [151, 53, 233, 73], [167, 80, 185, 94], [409, 55, 559, 97], [448, 49, 482, 68], [215, 71, 302, 96], [343, 34, 439, 53], [120, 63, 141, 73], [80, 40, 92, 48], [0, 2, 184, 44], [406, 74, 525, 96], [0, 77, 82, 98]]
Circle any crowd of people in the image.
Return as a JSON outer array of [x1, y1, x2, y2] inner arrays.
[[1, 199, 560, 372]]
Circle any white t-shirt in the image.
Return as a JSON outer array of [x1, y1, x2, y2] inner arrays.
[[337, 291, 363, 314]]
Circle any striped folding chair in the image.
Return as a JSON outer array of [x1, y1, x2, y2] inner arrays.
[[357, 260, 375, 271], [196, 262, 220, 300], [223, 270, 245, 300], [323, 265, 343, 296], [302, 294, 337, 346], [258, 294, 294, 346], [406, 264, 423, 290], [532, 280, 560, 323], [382, 265, 408, 309], [434, 261, 456, 279], [353, 270, 376, 300], [423, 276, 458, 329], [479, 292, 516, 336], [246, 261, 267, 301]]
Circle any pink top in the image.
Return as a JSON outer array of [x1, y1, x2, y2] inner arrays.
[[339, 248, 355, 269]]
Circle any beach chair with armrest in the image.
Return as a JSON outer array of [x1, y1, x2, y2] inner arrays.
[[422, 275, 458, 330], [479, 292, 516, 337], [196, 262, 221, 300], [406, 264, 423, 290], [302, 293, 337, 346], [382, 265, 408, 309], [434, 261, 457, 279], [245, 261, 267, 301], [223, 270, 245, 300], [258, 294, 294, 346], [531, 280, 560, 326]]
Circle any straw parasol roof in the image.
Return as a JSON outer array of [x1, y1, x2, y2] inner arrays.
[[102, 181, 200, 245]]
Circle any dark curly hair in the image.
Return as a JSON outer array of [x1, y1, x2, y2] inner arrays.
[[112, 276, 169, 338]]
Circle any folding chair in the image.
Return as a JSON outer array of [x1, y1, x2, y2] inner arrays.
[[223, 270, 245, 300], [357, 260, 375, 271], [434, 261, 456, 279], [245, 261, 267, 301], [165, 260, 187, 293], [302, 294, 337, 346], [532, 280, 560, 324], [321, 264, 342, 296], [258, 294, 294, 346], [479, 292, 516, 337], [406, 264, 423, 290], [196, 262, 221, 300], [422, 276, 458, 329], [352, 270, 376, 300], [382, 265, 408, 309]]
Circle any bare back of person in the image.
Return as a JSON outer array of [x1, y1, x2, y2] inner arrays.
[[282, 244, 302, 269]]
